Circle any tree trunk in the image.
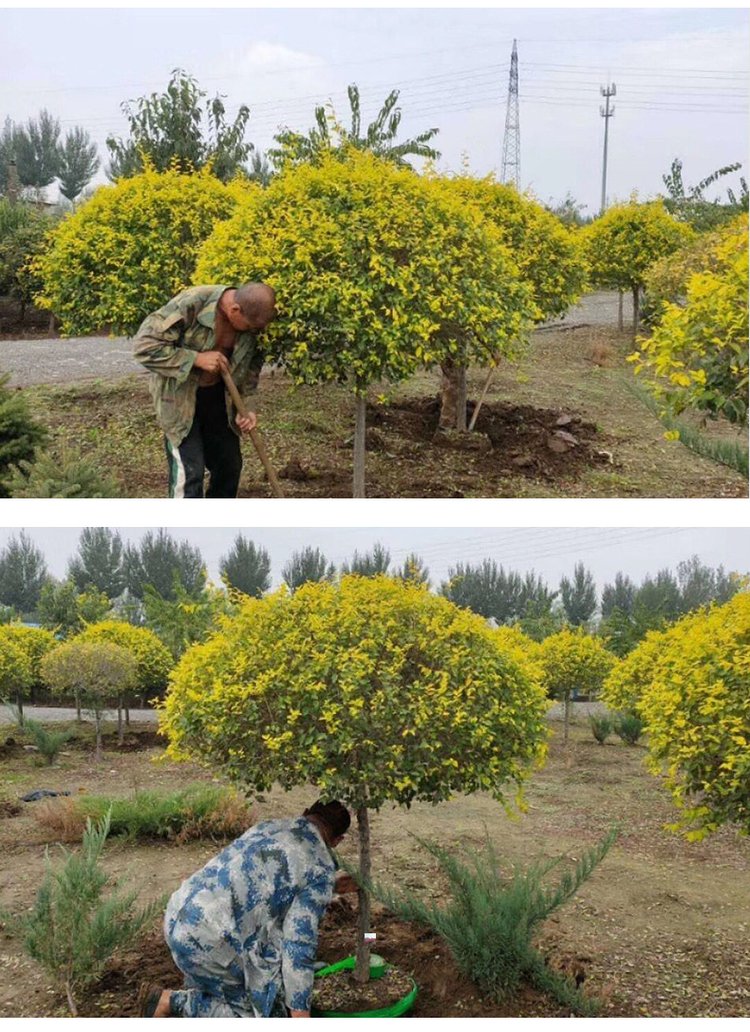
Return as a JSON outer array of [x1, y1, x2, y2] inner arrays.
[[94, 712, 102, 763], [439, 359, 467, 430], [617, 290, 624, 331], [125, 701, 130, 727], [75, 693, 82, 723], [353, 392, 367, 499], [48, 312, 56, 337], [117, 698, 124, 745], [65, 981, 78, 1017], [15, 691, 24, 727], [353, 807, 372, 984], [632, 286, 640, 336], [563, 691, 571, 744]]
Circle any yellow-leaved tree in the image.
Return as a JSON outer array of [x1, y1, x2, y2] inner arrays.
[[582, 200, 694, 332], [0, 624, 56, 720], [33, 164, 255, 335], [632, 213, 748, 426], [194, 150, 537, 495], [538, 628, 617, 742], [432, 176, 588, 428], [603, 592, 750, 839], [159, 574, 549, 983]]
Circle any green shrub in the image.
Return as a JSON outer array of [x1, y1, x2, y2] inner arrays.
[[614, 712, 644, 745], [0, 374, 46, 497], [4, 810, 163, 1015], [22, 717, 75, 765], [6, 450, 122, 498], [367, 828, 618, 1014], [36, 784, 252, 844], [0, 201, 57, 314], [589, 713, 613, 745]]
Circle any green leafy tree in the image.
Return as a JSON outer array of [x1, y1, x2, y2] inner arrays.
[[604, 593, 750, 838], [38, 580, 112, 638], [32, 165, 250, 336], [0, 375, 46, 497], [441, 560, 540, 625], [582, 200, 693, 332], [559, 563, 597, 628], [396, 553, 430, 586], [0, 118, 16, 195], [0, 624, 56, 719], [632, 214, 748, 425], [106, 68, 252, 181], [0, 530, 48, 612], [281, 547, 336, 591], [247, 150, 273, 187], [0, 200, 57, 323], [12, 110, 61, 191], [160, 575, 549, 983], [195, 150, 535, 495], [538, 629, 617, 742], [662, 157, 748, 231], [8, 810, 163, 1014], [600, 573, 636, 619], [219, 534, 271, 598], [123, 529, 206, 602], [340, 542, 391, 577], [57, 127, 100, 202], [143, 580, 230, 661], [0, 631, 33, 725], [67, 528, 125, 599], [270, 84, 439, 171], [545, 192, 591, 227], [41, 639, 137, 761]]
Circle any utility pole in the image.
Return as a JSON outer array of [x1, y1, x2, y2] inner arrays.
[[599, 83, 616, 215], [501, 39, 521, 190]]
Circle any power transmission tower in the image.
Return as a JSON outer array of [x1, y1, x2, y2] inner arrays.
[[501, 39, 520, 190], [599, 83, 616, 215]]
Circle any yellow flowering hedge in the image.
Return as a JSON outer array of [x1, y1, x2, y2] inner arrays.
[[436, 176, 588, 321], [160, 574, 549, 812], [491, 624, 545, 687], [0, 624, 56, 685], [194, 150, 536, 390], [582, 201, 693, 299], [605, 593, 750, 838], [33, 165, 255, 336], [0, 628, 33, 707], [632, 214, 748, 425], [75, 619, 173, 694]]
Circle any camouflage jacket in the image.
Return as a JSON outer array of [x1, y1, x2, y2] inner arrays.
[[164, 816, 336, 1016], [133, 285, 265, 446]]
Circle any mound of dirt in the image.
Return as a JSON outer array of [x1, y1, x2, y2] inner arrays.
[[368, 396, 611, 483]]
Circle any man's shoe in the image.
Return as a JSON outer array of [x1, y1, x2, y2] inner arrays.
[[137, 982, 167, 1017]]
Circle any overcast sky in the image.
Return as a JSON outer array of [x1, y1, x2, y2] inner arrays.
[[2, 7, 748, 213], [0, 526, 747, 592]]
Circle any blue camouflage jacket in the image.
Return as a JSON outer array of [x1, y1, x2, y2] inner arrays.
[[164, 816, 337, 1016]]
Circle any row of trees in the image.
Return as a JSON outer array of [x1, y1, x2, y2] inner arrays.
[[0, 529, 744, 660], [1, 112, 99, 203]]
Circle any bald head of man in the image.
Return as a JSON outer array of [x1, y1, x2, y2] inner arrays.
[[222, 282, 276, 333]]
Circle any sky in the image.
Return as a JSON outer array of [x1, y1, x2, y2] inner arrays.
[[1, 7, 748, 213], [0, 526, 747, 593]]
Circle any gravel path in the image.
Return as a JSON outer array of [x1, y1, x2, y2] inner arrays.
[[0, 291, 633, 388], [1, 701, 605, 727]]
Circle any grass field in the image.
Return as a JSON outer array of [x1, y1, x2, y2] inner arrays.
[[22, 323, 747, 498], [1, 710, 748, 1018]]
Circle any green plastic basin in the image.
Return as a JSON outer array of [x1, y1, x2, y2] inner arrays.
[[312, 955, 419, 1018]]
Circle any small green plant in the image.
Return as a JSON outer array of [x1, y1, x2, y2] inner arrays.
[[0, 374, 46, 497], [4, 810, 163, 1015], [7, 450, 122, 498], [366, 827, 618, 1015], [23, 717, 75, 766], [35, 784, 252, 843], [589, 713, 613, 745], [614, 712, 644, 745]]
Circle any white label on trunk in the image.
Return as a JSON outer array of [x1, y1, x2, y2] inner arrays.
[[363, 932, 377, 941]]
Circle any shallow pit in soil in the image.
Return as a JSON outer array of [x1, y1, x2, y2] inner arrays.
[[312, 965, 413, 1013]]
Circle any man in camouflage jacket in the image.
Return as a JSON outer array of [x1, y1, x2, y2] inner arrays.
[[141, 801, 356, 1018], [133, 282, 276, 498]]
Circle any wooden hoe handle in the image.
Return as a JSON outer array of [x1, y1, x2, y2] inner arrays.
[[221, 368, 285, 498]]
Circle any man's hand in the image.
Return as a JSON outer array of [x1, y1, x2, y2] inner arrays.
[[194, 350, 230, 375], [289, 1010, 311, 1018], [334, 872, 359, 895], [236, 412, 257, 434]]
